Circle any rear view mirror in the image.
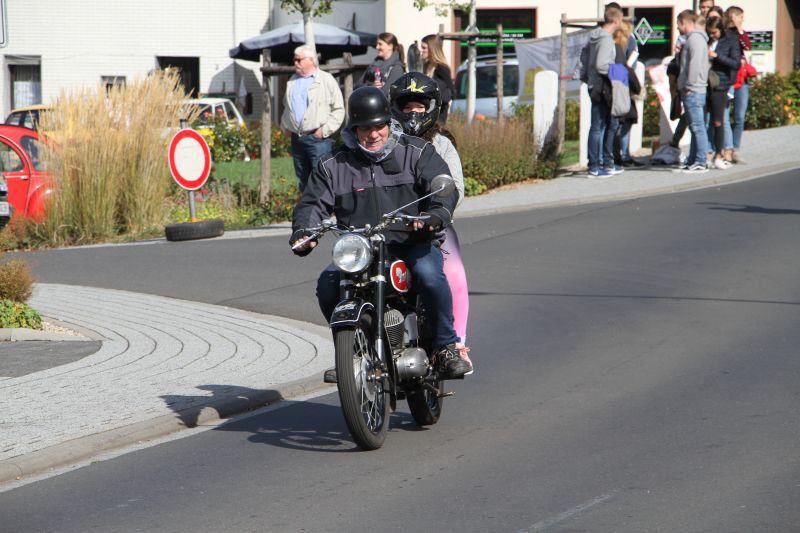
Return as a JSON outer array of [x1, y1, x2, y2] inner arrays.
[[431, 174, 456, 198]]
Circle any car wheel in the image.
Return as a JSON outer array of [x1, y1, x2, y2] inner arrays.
[[164, 219, 224, 242]]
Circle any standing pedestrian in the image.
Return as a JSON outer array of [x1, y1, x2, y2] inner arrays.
[[706, 16, 741, 170], [613, 20, 643, 167], [586, 5, 623, 177], [359, 32, 406, 97], [676, 10, 710, 173], [280, 45, 345, 191], [419, 35, 455, 125], [726, 6, 753, 164]]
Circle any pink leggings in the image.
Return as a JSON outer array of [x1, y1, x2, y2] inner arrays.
[[441, 226, 469, 343]]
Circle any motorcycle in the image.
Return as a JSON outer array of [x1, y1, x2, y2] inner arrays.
[[293, 175, 457, 450]]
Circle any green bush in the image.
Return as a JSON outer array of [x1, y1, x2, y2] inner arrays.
[[463, 176, 487, 197], [449, 116, 557, 193], [782, 70, 800, 124], [197, 117, 249, 162], [510, 100, 578, 141], [643, 84, 660, 138], [0, 258, 35, 302], [247, 179, 301, 225], [0, 299, 42, 329], [746, 73, 788, 130], [229, 123, 292, 160]]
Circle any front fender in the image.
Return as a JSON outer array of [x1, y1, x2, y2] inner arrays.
[[330, 298, 375, 329]]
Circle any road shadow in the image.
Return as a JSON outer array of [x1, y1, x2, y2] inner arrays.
[[698, 202, 800, 215], [162, 384, 426, 453]]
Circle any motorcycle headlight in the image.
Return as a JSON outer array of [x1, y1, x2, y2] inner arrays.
[[332, 234, 372, 273]]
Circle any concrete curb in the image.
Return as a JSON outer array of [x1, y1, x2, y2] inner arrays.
[[457, 161, 800, 218], [0, 374, 335, 485], [0, 328, 91, 342]]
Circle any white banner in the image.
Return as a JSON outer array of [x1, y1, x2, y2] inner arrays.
[[513, 29, 593, 103]]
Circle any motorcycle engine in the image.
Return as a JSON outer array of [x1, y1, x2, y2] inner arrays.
[[395, 347, 429, 381]]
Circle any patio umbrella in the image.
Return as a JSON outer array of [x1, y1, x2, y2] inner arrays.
[[229, 21, 377, 63]]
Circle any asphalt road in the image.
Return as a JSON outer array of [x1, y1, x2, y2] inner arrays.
[[3, 169, 800, 532]]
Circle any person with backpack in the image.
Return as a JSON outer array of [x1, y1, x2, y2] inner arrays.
[[676, 10, 710, 173], [613, 20, 644, 167], [585, 5, 623, 178]]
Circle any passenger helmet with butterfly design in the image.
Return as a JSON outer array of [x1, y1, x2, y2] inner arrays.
[[389, 72, 441, 137]]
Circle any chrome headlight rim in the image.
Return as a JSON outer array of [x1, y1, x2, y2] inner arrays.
[[332, 233, 373, 273]]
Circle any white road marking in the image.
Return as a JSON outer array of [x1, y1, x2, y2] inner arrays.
[[519, 490, 618, 532]]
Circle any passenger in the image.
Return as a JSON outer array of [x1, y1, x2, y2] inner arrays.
[[389, 72, 473, 373]]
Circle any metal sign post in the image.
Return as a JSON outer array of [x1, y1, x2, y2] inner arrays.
[[0, 0, 8, 48]]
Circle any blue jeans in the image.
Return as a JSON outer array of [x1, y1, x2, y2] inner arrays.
[[732, 83, 749, 150], [316, 242, 458, 348], [683, 91, 709, 166], [291, 133, 332, 191], [588, 100, 615, 169], [618, 119, 633, 162]]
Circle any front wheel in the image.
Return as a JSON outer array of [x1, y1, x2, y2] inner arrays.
[[335, 323, 389, 450], [407, 378, 444, 426]]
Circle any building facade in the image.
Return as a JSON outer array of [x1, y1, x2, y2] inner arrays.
[[1, 0, 270, 121]]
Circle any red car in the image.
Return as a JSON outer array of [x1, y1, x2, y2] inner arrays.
[[0, 125, 51, 225]]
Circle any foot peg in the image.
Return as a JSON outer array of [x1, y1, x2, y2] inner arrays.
[[323, 368, 337, 384], [439, 391, 455, 398]]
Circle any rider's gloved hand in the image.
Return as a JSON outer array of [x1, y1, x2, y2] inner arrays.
[[290, 229, 317, 257], [417, 212, 443, 232]]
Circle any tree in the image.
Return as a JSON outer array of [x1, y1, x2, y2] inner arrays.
[[412, 0, 471, 17], [279, 0, 335, 54]]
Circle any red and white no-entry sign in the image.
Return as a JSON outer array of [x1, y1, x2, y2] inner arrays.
[[168, 129, 212, 190]]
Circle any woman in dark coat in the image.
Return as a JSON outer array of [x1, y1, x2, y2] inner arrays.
[[419, 34, 455, 125], [359, 32, 406, 97], [706, 16, 741, 169]]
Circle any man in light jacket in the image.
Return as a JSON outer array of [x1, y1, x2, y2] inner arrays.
[[586, 5, 623, 178], [281, 45, 345, 191], [676, 10, 710, 173]]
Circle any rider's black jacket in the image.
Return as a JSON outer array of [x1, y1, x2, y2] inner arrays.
[[291, 133, 456, 246]]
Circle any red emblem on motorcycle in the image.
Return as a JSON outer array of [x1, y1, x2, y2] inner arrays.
[[390, 260, 410, 293]]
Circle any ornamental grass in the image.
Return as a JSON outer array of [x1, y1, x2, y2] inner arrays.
[[37, 70, 197, 246]]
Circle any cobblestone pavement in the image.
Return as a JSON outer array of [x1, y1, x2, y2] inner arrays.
[[1, 284, 333, 464]]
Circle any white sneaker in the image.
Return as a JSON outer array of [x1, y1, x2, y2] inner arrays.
[[683, 163, 709, 174], [713, 158, 730, 170]]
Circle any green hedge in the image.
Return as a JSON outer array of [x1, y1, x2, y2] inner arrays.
[[0, 299, 42, 329]]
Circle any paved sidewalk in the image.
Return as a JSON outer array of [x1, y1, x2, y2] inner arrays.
[[0, 284, 333, 484], [0, 125, 798, 486]]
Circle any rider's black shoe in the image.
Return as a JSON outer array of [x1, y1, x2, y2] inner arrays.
[[323, 367, 337, 384], [436, 343, 471, 379]]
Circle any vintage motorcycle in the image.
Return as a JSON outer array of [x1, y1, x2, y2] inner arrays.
[[293, 175, 457, 450]]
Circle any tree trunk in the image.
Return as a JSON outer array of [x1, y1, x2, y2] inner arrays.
[[302, 5, 316, 56]]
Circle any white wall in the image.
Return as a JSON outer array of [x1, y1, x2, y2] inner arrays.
[[1, 0, 270, 119]]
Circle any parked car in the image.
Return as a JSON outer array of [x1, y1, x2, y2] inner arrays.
[[450, 55, 582, 118], [0, 125, 52, 225], [451, 56, 519, 118], [182, 97, 246, 130], [4, 104, 50, 131]]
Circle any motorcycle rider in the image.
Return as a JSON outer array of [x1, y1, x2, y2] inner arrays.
[[290, 86, 472, 379], [389, 72, 473, 374]]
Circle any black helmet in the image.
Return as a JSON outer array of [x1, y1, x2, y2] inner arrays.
[[389, 72, 441, 137], [347, 86, 391, 128]]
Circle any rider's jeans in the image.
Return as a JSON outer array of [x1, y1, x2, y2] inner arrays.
[[317, 241, 458, 349]]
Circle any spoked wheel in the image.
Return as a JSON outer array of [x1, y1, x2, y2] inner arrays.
[[334, 323, 389, 450], [407, 377, 444, 426]]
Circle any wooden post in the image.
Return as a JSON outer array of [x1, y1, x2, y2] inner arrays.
[[260, 48, 272, 204], [496, 24, 504, 124], [557, 13, 568, 156]]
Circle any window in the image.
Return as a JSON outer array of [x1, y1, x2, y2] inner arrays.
[[102, 76, 126, 92], [454, 9, 536, 65], [20, 136, 47, 171], [223, 101, 237, 122], [456, 65, 519, 99], [629, 7, 675, 65], [0, 142, 24, 173]]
